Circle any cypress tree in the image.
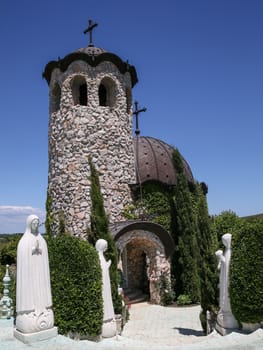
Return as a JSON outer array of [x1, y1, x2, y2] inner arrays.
[[88, 157, 108, 245], [195, 182, 218, 331], [171, 149, 200, 303], [88, 156, 122, 313], [45, 191, 54, 237]]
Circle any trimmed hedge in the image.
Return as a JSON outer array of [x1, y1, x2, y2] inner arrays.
[[230, 221, 263, 323], [47, 235, 103, 338]]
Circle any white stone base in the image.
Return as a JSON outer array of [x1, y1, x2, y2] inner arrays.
[[216, 311, 239, 336], [14, 327, 58, 344], [102, 319, 116, 338]]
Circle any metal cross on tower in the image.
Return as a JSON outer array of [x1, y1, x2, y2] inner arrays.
[[133, 101, 147, 136], [83, 19, 98, 47]]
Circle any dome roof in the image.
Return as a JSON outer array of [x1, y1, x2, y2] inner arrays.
[[133, 136, 194, 186]]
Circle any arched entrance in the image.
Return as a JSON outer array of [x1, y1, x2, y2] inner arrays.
[[110, 221, 175, 304], [125, 238, 150, 295]]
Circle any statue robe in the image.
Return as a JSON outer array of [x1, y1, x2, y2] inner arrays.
[[16, 216, 52, 316], [96, 239, 115, 322]]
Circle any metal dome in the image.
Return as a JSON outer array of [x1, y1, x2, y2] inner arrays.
[[133, 136, 194, 186]]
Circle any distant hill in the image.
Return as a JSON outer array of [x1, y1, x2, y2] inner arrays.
[[241, 213, 263, 221], [0, 233, 22, 244]]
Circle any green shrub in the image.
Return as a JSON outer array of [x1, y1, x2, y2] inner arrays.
[[230, 221, 263, 323], [176, 294, 192, 305], [0, 234, 21, 265], [194, 183, 218, 332], [159, 273, 175, 306], [127, 182, 172, 231], [47, 235, 103, 338]]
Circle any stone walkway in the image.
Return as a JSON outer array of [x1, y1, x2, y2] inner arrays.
[[0, 303, 262, 350], [122, 302, 205, 346], [118, 303, 263, 349]]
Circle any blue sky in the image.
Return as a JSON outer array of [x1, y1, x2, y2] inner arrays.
[[0, 0, 262, 233]]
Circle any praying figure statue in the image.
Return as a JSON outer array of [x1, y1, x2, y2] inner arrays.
[[95, 239, 116, 338], [14, 215, 57, 342], [215, 233, 238, 335]]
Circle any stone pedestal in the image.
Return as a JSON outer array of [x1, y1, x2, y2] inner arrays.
[[115, 314, 122, 335], [102, 319, 116, 338], [14, 327, 58, 344], [0, 265, 13, 319], [216, 311, 239, 335], [101, 315, 122, 338], [15, 309, 55, 334]]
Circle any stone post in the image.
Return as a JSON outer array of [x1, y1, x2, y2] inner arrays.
[[0, 265, 13, 319]]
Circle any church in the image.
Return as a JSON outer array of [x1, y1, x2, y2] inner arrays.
[[43, 21, 195, 304]]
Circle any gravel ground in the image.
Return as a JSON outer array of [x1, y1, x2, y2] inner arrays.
[[0, 304, 262, 350]]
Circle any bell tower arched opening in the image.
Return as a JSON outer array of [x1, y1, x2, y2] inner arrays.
[[71, 75, 88, 106], [98, 77, 116, 107]]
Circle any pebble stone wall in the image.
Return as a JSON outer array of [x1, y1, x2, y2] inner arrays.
[[47, 60, 136, 237]]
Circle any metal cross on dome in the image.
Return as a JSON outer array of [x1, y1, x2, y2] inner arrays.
[[83, 19, 98, 47], [133, 101, 147, 136]]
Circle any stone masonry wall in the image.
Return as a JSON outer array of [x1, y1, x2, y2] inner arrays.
[[48, 60, 136, 237]]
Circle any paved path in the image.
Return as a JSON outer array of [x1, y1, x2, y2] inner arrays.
[[0, 303, 262, 349], [122, 303, 205, 346], [118, 303, 263, 349]]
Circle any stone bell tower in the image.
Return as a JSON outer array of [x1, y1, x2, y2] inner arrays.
[[43, 21, 138, 237]]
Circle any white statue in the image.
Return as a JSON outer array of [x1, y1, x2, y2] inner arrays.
[[215, 233, 238, 335], [95, 239, 116, 338], [215, 249, 224, 309], [14, 215, 57, 341]]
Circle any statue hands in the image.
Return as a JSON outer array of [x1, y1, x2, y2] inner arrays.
[[215, 250, 223, 269]]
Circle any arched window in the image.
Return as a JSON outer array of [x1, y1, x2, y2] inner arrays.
[[50, 83, 61, 113], [71, 76, 88, 106], [98, 77, 116, 108], [99, 84, 107, 106], [79, 83, 87, 105]]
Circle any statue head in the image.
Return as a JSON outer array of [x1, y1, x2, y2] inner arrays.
[[25, 215, 40, 235], [95, 239, 108, 253], [222, 233, 232, 249]]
